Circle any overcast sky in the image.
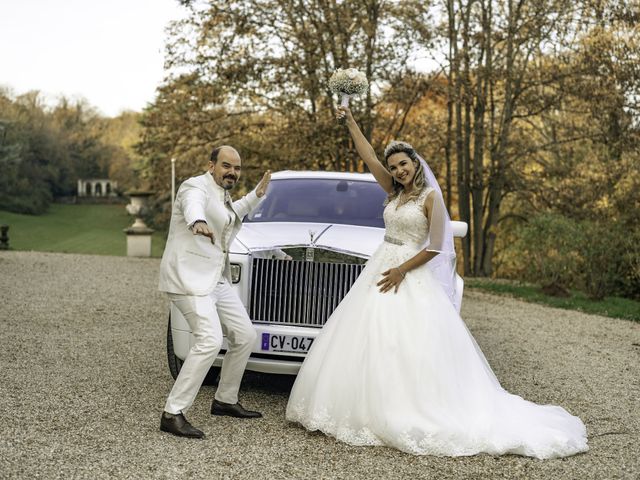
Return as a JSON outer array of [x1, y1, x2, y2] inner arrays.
[[0, 0, 187, 117]]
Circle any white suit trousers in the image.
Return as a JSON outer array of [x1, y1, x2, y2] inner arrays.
[[164, 280, 257, 414]]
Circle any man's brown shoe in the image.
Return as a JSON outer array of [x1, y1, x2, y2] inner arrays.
[[160, 412, 205, 439], [211, 400, 262, 418]]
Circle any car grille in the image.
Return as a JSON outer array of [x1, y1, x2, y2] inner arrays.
[[249, 258, 365, 327]]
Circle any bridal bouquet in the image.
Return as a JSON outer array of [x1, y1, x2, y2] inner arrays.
[[329, 68, 368, 107]]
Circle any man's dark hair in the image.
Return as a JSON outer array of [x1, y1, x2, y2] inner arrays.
[[210, 147, 222, 163]]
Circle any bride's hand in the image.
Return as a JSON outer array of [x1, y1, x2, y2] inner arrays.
[[336, 106, 354, 124], [377, 267, 406, 294]]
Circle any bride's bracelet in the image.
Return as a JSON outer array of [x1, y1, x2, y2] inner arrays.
[[396, 268, 406, 279]]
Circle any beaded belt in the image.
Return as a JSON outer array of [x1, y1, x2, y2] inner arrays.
[[384, 235, 404, 246]]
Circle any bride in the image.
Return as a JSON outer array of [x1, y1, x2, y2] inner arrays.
[[285, 106, 588, 458]]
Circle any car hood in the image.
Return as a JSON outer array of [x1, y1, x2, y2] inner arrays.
[[232, 222, 385, 258]]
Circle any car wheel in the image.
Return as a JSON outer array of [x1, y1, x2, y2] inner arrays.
[[167, 313, 221, 385]]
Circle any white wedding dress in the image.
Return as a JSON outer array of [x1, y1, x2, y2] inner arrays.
[[286, 188, 588, 458]]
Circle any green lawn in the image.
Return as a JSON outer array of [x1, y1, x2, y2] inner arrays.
[[466, 278, 640, 322], [0, 204, 167, 257]]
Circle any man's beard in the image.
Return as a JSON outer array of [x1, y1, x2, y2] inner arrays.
[[222, 175, 237, 190]]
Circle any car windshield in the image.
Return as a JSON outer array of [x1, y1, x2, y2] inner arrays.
[[245, 178, 387, 228]]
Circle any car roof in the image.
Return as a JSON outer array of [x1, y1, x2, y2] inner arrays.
[[271, 170, 376, 182]]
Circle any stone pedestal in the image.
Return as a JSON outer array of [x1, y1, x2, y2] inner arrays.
[[124, 192, 155, 257], [124, 225, 155, 257]]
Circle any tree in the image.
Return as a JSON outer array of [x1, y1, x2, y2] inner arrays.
[[136, 0, 639, 297], [439, 0, 614, 276], [0, 88, 141, 213], [0, 90, 60, 213], [139, 0, 437, 195]]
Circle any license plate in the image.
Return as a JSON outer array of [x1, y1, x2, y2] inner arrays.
[[261, 333, 315, 353]]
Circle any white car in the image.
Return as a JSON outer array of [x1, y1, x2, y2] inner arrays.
[[167, 171, 468, 380]]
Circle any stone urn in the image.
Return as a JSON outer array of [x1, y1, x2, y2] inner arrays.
[[124, 191, 155, 257]]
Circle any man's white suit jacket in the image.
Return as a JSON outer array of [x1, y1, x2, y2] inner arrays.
[[158, 171, 262, 296]]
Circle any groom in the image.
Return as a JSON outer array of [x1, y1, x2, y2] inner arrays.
[[158, 146, 270, 439]]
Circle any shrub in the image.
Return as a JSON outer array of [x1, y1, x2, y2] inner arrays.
[[505, 214, 640, 300], [610, 225, 640, 300], [580, 221, 627, 300], [512, 213, 583, 296]]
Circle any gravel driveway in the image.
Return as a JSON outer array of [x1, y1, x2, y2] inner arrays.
[[0, 251, 638, 479]]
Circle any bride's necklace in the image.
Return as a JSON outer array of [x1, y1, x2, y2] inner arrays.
[[395, 188, 413, 209]]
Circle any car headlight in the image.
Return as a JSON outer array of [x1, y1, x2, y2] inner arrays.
[[230, 263, 241, 283]]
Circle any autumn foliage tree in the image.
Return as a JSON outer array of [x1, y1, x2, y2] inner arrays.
[[0, 89, 142, 213], [137, 0, 639, 298], [138, 0, 436, 194]]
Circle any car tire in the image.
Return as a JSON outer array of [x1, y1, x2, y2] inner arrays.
[[167, 313, 221, 385]]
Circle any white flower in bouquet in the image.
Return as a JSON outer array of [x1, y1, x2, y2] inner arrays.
[[329, 68, 368, 107]]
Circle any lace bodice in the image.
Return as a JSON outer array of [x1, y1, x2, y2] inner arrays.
[[383, 187, 433, 246]]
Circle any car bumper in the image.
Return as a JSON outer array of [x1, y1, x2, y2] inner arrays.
[[172, 320, 320, 375]]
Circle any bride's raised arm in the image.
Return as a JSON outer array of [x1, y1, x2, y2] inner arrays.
[[337, 106, 393, 194]]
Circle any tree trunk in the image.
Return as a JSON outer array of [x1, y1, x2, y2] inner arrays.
[[481, 0, 518, 276], [471, 0, 492, 276], [445, 0, 455, 212], [455, 0, 472, 275]]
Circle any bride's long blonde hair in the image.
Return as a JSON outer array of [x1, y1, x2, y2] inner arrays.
[[383, 140, 426, 204]]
